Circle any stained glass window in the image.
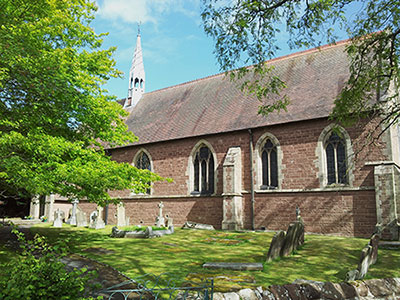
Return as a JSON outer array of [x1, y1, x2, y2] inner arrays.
[[325, 132, 347, 185], [261, 139, 278, 189], [193, 146, 214, 194], [135, 152, 151, 194]]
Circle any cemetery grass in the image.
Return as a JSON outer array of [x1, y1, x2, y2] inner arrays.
[[26, 224, 400, 291]]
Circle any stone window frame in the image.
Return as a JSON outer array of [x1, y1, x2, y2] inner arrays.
[[316, 124, 354, 188], [187, 140, 218, 196], [255, 132, 283, 190], [132, 148, 154, 195]]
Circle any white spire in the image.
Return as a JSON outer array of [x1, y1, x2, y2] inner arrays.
[[125, 25, 145, 107]]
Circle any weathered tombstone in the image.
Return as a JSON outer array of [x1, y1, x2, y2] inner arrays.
[[155, 201, 165, 227], [166, 215, 173, 228], [266, 230, 286, 262], [182, 221, 215, 230], [144, 226, 153, 238], [369, 233, 380, 264], [111, 226, 126, 238], [53, 209, 64, 228], [358, 245, 373, 278], [66, 198, 79, 226], [345, 269, 360, 281], [89, 207, 105, 229], [281, 221, 304, 257], [89, 210, 97, 228], [117, 203, 127, 227], [76, 209, 87, 227]]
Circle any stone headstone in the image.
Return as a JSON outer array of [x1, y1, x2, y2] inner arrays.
[[111, 226, 126, 238], [266, 230, 286, 262], [345, 269, 359, 281], [166, 215, 173, 228], [76, 209, 87, 227], [117, 203, 127, 227], [66, 198, 79, 226], [281, 220, 304, 257], [352, 233, 381, 280], [155, 201, 165, 227], [89, 210, 97, 228], [89, 207, 105, 229], [53, 209, 64, 228], [358, 245, 372, 279], [144, 226, 153, 238], [182, 221, 215, 230], [369, 233, 380, 264]]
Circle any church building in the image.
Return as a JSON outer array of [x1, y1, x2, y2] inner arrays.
[[33, 32, 400, 239]]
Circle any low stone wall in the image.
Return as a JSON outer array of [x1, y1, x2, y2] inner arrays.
[[213, 278, 400, 300]]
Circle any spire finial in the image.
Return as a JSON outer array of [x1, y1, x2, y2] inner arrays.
[[138, 22, 141, 35]]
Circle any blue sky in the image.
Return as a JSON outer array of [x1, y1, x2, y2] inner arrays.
[[92, 0, 354, 100], [93, 0, 223, 100]]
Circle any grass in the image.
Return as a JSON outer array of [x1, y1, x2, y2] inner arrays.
[[4, 223, 400, 291]]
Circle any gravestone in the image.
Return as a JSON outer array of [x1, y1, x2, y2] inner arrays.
[[369, 233, 380, 264], [155, 201, 165, 227], [66, 198, 79, 226], [266, 230, 286, 262], [182, 221, 215, 230], [53, 209, 64, 228], [76, 209, 87, 227], [265, 208, 305, 262], [346, 233, 381, 281], [89, 207, 105, 229], [117, 203, 129, 227], [166, 215, 173, 228]]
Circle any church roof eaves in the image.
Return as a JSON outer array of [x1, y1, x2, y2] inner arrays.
[[119, 39, 352, 148]]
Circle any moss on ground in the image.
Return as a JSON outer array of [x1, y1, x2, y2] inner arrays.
[[2, 224, 397, 291]]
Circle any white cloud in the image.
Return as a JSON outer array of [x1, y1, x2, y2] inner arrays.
[[96, 0, 200, 25]]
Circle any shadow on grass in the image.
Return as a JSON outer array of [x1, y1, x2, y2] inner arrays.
[[28, 224, 400, 291]]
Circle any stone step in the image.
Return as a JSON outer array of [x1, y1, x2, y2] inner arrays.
[[202, 262, 263, 271], [379, 241, 400, 249]]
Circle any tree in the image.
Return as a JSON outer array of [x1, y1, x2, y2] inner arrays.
[[0, 0, 162, 205], [201, 0, 400, 129]]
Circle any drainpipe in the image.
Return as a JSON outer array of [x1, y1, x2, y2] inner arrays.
[[248, 129, 255, 231], [104, 204, 109, 225]]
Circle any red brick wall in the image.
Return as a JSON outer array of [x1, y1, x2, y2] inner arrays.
[[108, 197, 223, 229], [243, 190, 377, 237], [108, 117, 389, 236]]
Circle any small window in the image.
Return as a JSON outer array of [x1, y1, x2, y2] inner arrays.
[[135, 151, 151, 194], [134, 78, 139, 88], [192, 146, 214, 195], [261, 139, 278, 189], [140, 79, 144, 89], [325, 132, 347, 185]]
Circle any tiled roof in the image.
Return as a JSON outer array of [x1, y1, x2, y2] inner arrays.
[[123, 41, 350, 146]]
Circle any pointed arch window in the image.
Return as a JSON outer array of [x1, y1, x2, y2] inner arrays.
[[134, 78, 139, 88], [261, 139, 278, 189], [135, 151, 151, 194], [325, 132, 347, 185], [192, 146, 214, 195]]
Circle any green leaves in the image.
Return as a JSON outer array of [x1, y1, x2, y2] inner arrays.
[[0, 229, 98, 299], [0, 0, 164, 203], [202, 0, 400, 124]]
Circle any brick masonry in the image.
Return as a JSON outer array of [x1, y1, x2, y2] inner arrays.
[[82, 117, 390, 237]]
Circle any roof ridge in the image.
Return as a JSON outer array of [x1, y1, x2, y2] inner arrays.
[[131, 38, 351, 97]]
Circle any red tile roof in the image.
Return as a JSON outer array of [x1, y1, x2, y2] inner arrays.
[[123, 40, 350, 146]]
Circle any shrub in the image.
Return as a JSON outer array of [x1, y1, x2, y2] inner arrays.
[[0, 229, 99, 300]]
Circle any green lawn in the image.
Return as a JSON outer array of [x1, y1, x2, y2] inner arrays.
[[4, 224, 400, 291]]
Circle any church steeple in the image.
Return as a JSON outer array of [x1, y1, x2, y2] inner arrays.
[[125, 26, 145, 107]]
